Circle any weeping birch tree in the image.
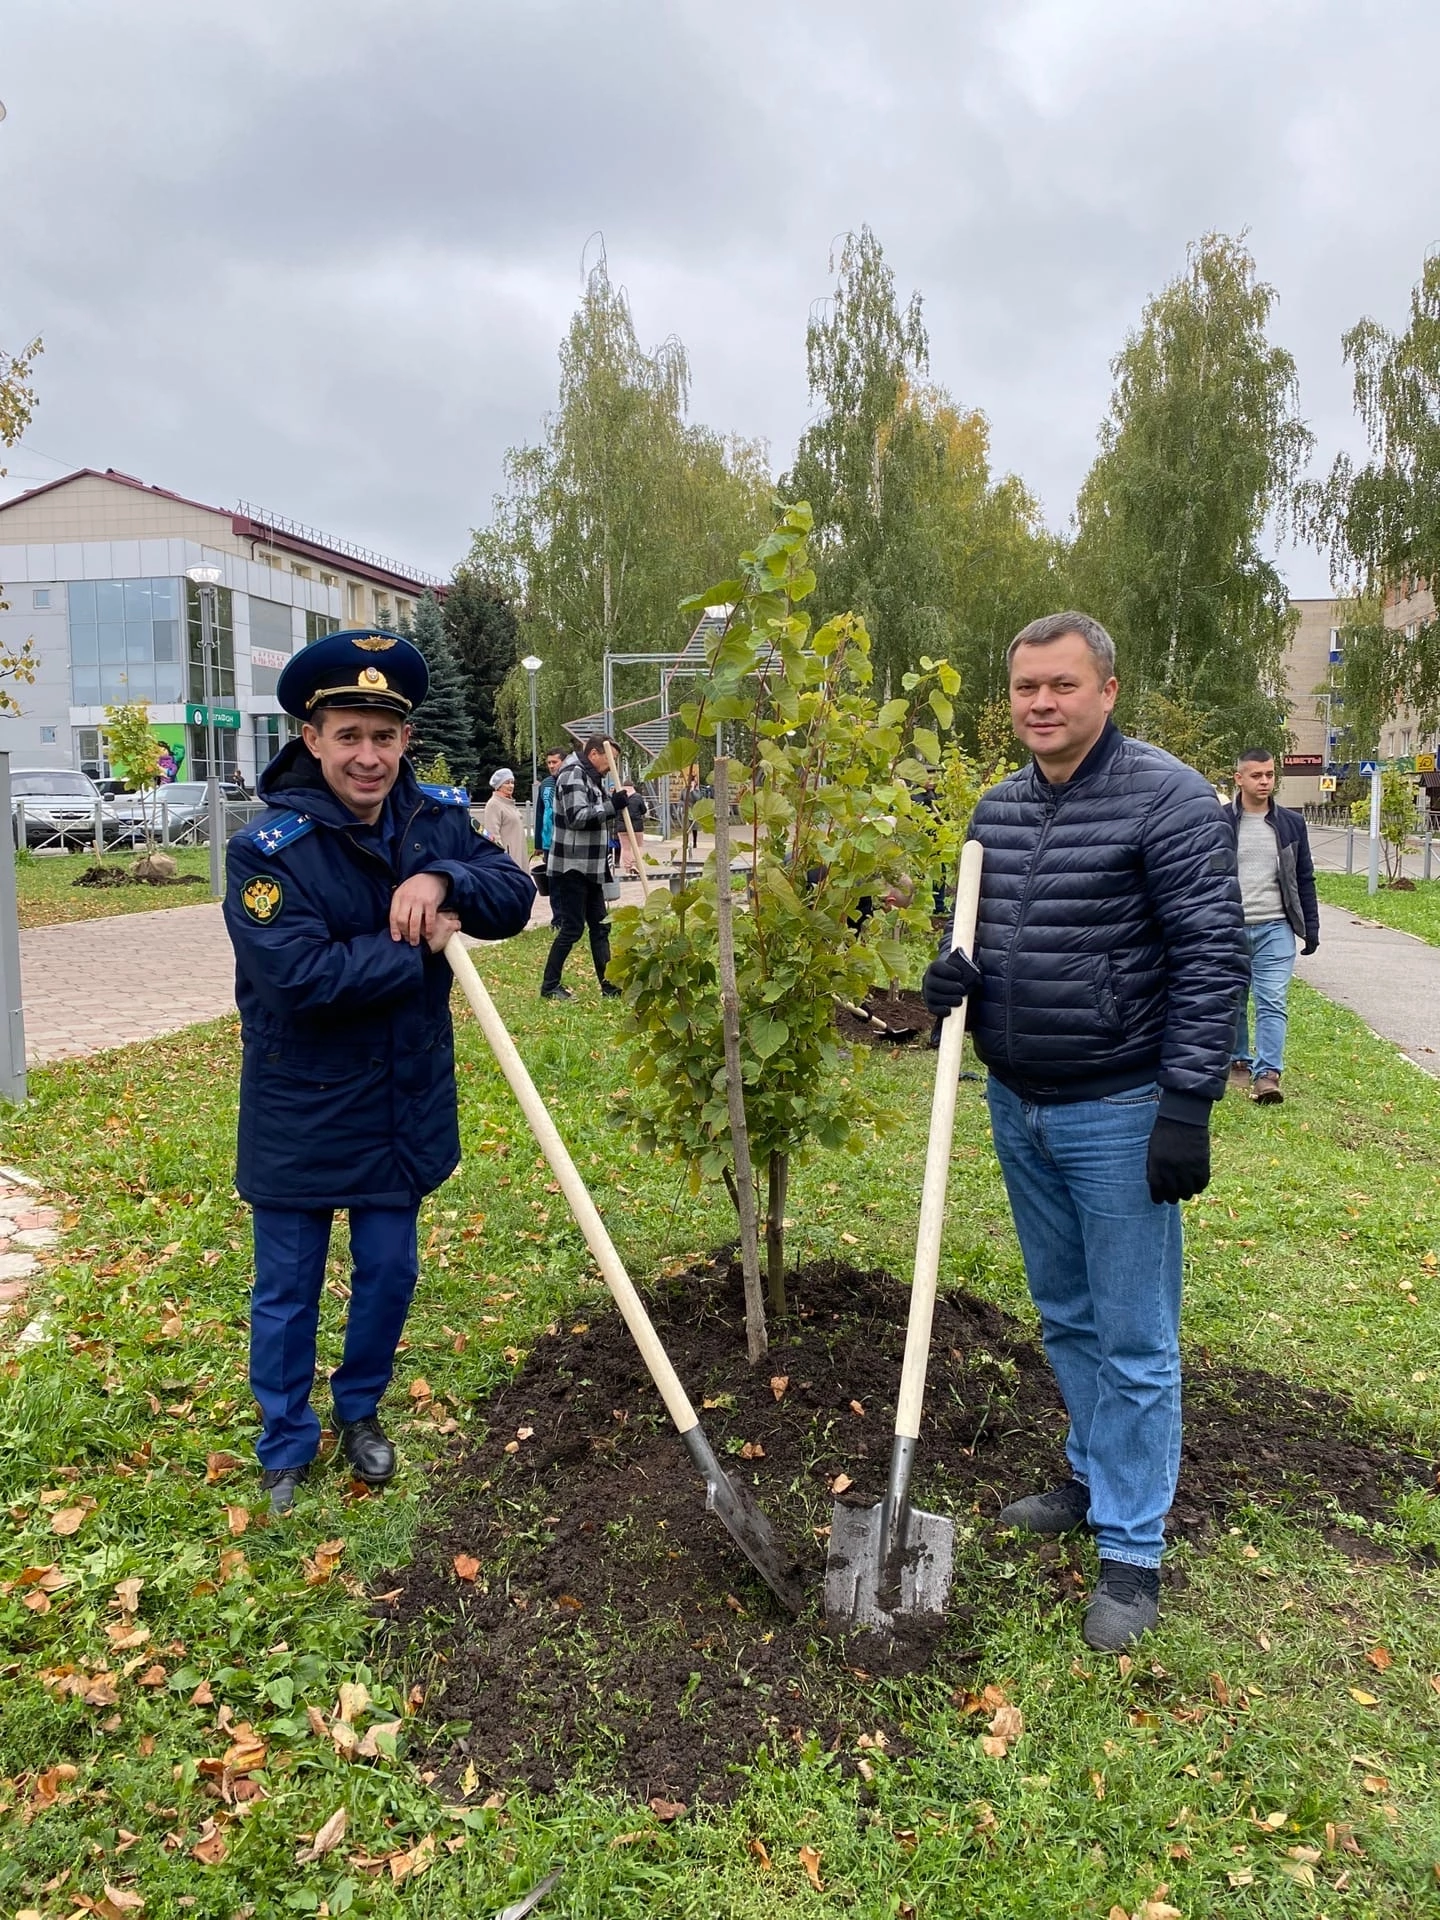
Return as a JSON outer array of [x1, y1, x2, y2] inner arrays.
[[470, 252, 770, 754], [1070, 233, 1312, 763], [1306, 252, 1440, 739]]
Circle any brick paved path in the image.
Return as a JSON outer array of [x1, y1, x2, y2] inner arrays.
[[16, 870, 660, 1066]]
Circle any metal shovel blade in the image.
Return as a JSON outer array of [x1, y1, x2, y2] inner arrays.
[[684, 1425, 805, 1615], [824, 1497, 955, 1633]]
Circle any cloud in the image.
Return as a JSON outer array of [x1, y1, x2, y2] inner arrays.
[[2, 0, 1436, 595]]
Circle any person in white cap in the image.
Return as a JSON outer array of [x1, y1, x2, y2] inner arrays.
[[482, 768, 527, 870]]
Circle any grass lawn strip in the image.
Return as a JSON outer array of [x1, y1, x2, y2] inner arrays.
[[1315, 871, 1440, 948], [0, 930, 1435, 1914], [14, 848, 215, 929]]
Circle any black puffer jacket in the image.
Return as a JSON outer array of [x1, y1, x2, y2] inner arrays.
[[963, 723, 1248, 1122]]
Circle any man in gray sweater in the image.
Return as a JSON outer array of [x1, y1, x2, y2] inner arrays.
[[1227, 748, 1320, 1104]]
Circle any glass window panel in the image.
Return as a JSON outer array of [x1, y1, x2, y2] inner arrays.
[[155, 663, 183, 703], [95, 582, 124, 622], [70, 623, 98, 666], [152, 619, 177, 663], [124, 581, 152, 622], [68, 581, 96, 621], [98, 623, 125, 664], [151, 580, 178, 619], [72, 667, 101, 705], [127, 623, 153, 663], [125, 662, 156, 702], [100, 665, 130, 703]]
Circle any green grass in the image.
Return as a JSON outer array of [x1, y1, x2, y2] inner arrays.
[[0, 934, 1436, 1915], [14, 847, 217, 927], [1315, 871, 1440, 948]]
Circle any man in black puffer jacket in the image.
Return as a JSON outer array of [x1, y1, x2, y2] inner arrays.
[[924, 611, 1247, 1650]]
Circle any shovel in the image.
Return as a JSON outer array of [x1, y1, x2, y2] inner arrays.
[[824, 839, 984, 1632], [444, 934, 805, 1615], [605, 739, 651, 900]]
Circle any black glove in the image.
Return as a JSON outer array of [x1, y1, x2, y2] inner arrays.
[[611, 788, 633, 814], [921, 945, 982, 1017], [1145, 1117, 1211, 1205], [1301, 939, 1318, 956]]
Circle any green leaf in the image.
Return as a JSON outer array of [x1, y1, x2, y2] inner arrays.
[[912, 727, 941, 766], [746, 1015, 789, 1060], [928, 689, 954, 729], [644, 735, 703, 779], [878, 698, 909, 728]]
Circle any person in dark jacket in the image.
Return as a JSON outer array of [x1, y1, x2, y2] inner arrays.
[[1226, 749, 1319, 1104], [923, 611, 1247, 1650], [536, 747, 565, 856], [539, 736, 633, 1001], [224, 631, 535, 1514]]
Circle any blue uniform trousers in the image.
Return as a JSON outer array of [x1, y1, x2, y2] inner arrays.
[[250, 1204, 420, 1470]]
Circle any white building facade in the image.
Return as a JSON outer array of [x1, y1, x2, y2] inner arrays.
[[0, 469, 443, 785]]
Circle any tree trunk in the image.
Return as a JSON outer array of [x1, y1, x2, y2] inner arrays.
[[765, 1151, 789, 1318], [712, 757, 767, 1363]]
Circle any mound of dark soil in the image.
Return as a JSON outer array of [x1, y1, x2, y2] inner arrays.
[[834, 987, 933, 1046], [71, 863, 205, 889], [380, 1258, 1433, 1805]]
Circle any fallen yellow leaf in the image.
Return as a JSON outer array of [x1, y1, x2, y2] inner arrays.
[[798, 1844, 824, 1891]]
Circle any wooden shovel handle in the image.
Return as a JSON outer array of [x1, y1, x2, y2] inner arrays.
[[894, 839, 984, 1441], [605, 739, 650, 899], [443, 934, 696, 1435]]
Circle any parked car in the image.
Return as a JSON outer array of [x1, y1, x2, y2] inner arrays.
[[9, 768, 123, 850], [111, 781, 255, 846]]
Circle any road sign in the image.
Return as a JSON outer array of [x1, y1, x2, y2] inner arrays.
[[1417, 752, 1437, 773], [1319, 775, 1337, 792], [1359, 760, 1378, 775], [186, 704, 241, 731]]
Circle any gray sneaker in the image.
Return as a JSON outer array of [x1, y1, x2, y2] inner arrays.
[[1083, 1559, 1160, 1651], [261, 1463, 309, 1517], [997, 1479, 1091, 1535]]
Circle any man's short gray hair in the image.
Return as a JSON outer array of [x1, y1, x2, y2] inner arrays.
[[1006, 611, 1117, 682]]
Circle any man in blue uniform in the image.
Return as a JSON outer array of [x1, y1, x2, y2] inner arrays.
[[224, 631, 535, 1514]]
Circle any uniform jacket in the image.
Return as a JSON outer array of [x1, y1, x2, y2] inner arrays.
[[550, 752, 623, 881], [963, 723, 1248, 1122], [224, 743, 535, 1211], [1226, 796, 1319, 947]]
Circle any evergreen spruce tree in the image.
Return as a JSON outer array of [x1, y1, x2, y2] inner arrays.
[[409, 591, 474, 789], [442, 570, 520, 790]]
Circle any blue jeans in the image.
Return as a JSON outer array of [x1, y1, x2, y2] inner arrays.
[[1233, 920, 1296, 1080], [250, 1204, 420, 1469], [987, 1077, 1182, 1568]]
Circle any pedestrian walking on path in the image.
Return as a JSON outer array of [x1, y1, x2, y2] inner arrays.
[[1225, 748, 1319, 1105]]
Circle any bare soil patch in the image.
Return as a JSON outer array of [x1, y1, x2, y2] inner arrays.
[[380, 1257, 1434, 1805]]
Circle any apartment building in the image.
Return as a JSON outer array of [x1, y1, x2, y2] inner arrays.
[[1283, 592, 1440, 808], [0, 468, 444, 784]]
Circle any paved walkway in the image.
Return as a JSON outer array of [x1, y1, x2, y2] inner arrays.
[[16, 851, 1440, 1080], [16, 869, 659, 1067], [1296, 902, 1440, 1077]]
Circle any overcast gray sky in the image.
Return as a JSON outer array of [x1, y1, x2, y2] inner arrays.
[[2, 0, 1433, 594]]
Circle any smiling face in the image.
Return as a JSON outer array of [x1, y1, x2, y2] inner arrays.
[[301, 707, 411, 823], [1009, 631, 1118, 782]]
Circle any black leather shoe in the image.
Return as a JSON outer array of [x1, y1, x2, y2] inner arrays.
[[600, 983, 622, 999], [336, 1415, 396, 1486], [261, 1463, 310, 1516], [540, 984, 573, 1001]]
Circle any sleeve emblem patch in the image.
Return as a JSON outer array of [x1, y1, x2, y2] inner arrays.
[[241, 875, 283, 924]]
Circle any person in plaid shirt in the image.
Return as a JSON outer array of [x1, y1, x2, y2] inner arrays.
[[540, 736, 634, 1001]]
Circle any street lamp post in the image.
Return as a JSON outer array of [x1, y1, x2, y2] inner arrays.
[[521, 654, 542, 847], [187, 566, 225, 898]]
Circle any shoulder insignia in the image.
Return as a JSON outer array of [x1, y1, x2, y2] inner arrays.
[[249, 810, 316, 855], [241, 875, 284, 924], [420, 783, 471, 807]]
